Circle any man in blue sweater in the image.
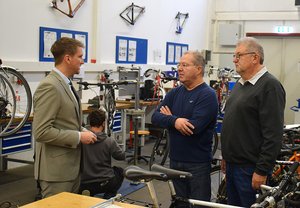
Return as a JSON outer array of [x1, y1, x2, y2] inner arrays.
[[151, 51, 218, 207], [221, 37, 286, 207]]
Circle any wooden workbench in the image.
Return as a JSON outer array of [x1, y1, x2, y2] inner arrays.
[[20, 192, 145, 208], [82, 100, 159, 152], [82, 100, 159, 114], [115, 100, 160, 107], [82, 102, 133, 114]]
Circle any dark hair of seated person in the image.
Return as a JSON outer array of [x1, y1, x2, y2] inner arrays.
[[87, 109, 106, 128]]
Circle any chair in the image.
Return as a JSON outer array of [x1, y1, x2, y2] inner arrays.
[[127, 130, 151, 165]]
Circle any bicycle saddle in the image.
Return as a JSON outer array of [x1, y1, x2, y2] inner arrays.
[[124, 165, 167, 182], [151, 164, 193, 180]]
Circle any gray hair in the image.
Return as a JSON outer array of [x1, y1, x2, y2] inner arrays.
[[183, 50, 206, 75], [237, 37, 264, 64]]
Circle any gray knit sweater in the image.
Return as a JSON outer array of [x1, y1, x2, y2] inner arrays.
[[221, 72, 285, 175], [81, 131, 125, 183]]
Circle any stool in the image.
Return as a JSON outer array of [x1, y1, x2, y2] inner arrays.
[[126, 130, 151, 165]]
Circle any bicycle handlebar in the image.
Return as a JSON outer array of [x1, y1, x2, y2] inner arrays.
[[162, 77, 178, 81], [251, 161, 299, 208], [117, 66, 141, 71], [77, 81, 135, 90]]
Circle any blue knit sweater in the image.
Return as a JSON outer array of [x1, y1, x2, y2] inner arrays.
[[151, 83, 218, 163]]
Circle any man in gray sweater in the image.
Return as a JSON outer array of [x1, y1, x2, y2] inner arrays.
[[221, 37, 285, 207], [80, 109, 125, 199]]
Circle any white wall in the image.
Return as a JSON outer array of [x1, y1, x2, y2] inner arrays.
[[212, 0, 300, 124], [0, 0, 211, 99], [211, 0, 300, 54], [97, 0, 211, 64], [0, 0, 94, 62], [0, 0, 211, 168], [211, 0, 300, 57], [0, 0, 210, 66]]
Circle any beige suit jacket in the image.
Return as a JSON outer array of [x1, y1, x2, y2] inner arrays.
[[33, 70, 82, 182]]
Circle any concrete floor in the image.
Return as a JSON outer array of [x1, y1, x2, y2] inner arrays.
[[0, 137, 172, 207], [0, 135, 221, 207]]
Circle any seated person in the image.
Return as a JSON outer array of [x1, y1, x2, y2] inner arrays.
[[80, 109, 125, 199]]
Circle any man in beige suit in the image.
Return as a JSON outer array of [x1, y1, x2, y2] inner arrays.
[[33, 37, 97, 198]]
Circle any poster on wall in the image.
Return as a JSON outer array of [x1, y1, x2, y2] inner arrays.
[[116, 36, 147, 64], [75, 34, 87, 60], [39, 27, 88, 62], [43, 31, 57, 58], [166, 42, 189, 65], [118, 39, 127, 61], [167, 44, 175, 64], [128, 40, 137, 62]]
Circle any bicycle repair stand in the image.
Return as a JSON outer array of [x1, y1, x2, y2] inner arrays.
[[121, 65, 149, 166], [126, 109, 146, 165]]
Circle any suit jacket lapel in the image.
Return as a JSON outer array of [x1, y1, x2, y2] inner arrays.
[[50, 71, 81, 122]]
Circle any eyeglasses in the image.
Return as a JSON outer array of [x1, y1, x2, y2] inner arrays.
[[233, 52, 256, 60], [177, 63, 195, 68]]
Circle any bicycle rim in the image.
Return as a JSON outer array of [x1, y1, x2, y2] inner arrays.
[[0, 67, 32, 136], [210, 165, 226, 203], [149, 137, 161, 170], [158, 87, 166, 100], [149, 129, 169, 170], [104, 88, 116, 137], [216, 177, 227, 204], [212, 131, 219, 157], [0, 74, 16, 137], [160, 130, 170, 166]]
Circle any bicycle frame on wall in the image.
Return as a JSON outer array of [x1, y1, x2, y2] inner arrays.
[[51, 0, 85, 18], [175, 12, 189, 34], [119, 3, 145, 25]]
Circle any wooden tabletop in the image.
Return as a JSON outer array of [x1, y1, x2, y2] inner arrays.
[[82, 100, 159, 114], [82, 103, 133, 113], [115, 100, 160, 107], [20, 192, 145, 208], [0, 116, 33, 125]]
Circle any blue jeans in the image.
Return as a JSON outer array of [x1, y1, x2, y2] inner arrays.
[[170, 160, 211, 208], [226, 163, 257, 207]]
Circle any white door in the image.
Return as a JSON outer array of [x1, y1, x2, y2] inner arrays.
[[256, 37, 300, 124]]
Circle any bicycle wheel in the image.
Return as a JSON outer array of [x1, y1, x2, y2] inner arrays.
[[104, 87, 116, 137], [157, 86, 166, 100], [0, 74, 16, 137], [149, 129, 170, 170], [212, 131, 219, 157], [210, 165, 226, 203], [216, 176, 227, 204], [0, 66, 32, 136]]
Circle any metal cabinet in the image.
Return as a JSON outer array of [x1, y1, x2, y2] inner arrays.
[[0, 122, 32, 156]]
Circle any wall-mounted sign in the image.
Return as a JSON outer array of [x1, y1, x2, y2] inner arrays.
[[166, 42, 189, 65], [39, 26, 88, 62], [116, 36, 148, 64]]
